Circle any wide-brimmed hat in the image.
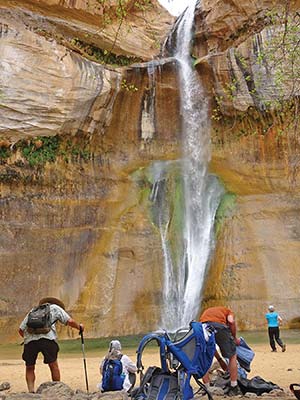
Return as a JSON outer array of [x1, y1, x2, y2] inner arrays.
[[39, 297, 65, 310]]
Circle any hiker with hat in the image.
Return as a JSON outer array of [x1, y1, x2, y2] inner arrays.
[[98, 339, 137, 393], [199, 306, 242, 397], [18, 297, 84, 393], [265, 305, 286, 352]]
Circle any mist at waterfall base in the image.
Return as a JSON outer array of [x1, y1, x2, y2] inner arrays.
[[149, 0, 224, 333]]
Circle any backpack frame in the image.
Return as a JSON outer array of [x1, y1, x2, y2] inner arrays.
[[134, 321, 216, 400]]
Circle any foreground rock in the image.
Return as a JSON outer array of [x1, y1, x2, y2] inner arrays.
[[0, 383, 10, 391], [0, 381, 295, 399]]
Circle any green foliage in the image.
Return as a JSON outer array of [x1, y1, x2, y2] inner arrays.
[[211, 96, 224, 122], [215, 4, 299, 120], [62, 138, 92, 163], [133, 0, 153, 11], [70, 147, 91, 161], [71, 0, 154, 67], [18, 136, 60, 167], [0, 146, 11, 160], [95, 0, 153, 25], [70, 38, 142, 66], [121, 79, 138, 92], [256, 9, 300, 103], [1, 134, 94, 171]]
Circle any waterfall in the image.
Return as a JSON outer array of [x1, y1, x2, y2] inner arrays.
[[152, 0, 224, 331]]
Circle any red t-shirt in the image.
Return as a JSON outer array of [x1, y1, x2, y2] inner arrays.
[[199, 306, 234, 325]]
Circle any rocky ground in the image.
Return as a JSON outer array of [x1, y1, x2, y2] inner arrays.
[[0, 380, 295, 399], [1, 343, 299, 399]]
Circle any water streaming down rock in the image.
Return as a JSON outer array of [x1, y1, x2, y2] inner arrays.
[[140, 61, 159, 140], [151, 0, 224, 331], [149, 160, 187, 324]]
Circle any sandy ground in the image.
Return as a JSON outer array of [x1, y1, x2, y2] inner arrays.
[[0, 344, 299, 394]]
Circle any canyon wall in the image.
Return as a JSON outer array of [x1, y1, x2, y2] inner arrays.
[[193, 0, 300, 329], [0, 0, 299, 341]]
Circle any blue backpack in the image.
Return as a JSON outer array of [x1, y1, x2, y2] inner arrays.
[[102, 356, 125, 392], [133, 321, 216, 400]]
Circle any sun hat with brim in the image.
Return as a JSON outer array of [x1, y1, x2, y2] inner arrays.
[[39, 297, 65, 310]]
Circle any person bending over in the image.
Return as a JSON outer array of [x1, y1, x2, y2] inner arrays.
[[199, 306, 241, 397]]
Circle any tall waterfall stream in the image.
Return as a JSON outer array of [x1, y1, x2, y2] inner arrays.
[[149, 0, 224, 331]]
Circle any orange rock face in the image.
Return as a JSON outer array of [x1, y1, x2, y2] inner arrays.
[[0, 0, 299, 342]]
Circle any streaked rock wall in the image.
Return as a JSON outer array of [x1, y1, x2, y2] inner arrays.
[[0, 0, 299, 342]]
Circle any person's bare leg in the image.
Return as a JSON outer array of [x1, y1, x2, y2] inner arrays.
[[228, 354, 238, 383], [49, 360, 60, 381], [25, 365, 35, 393]]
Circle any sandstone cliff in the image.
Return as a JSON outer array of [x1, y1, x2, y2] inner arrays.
[[193, 0, 300, 329], [0, 0, 299, 341]]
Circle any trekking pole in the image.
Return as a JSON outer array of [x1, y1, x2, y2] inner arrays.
[[79, 325, 89, 393]]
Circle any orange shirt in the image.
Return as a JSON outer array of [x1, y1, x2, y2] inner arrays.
[[199, 306, 234, 325]]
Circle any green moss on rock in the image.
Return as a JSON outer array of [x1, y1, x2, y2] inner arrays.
[[215, 192, 236, 236]]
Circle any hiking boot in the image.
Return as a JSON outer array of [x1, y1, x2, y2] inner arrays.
[[282, 344, 286, 352], [271, 349, 277, 352], [225, 385, 242, 397]]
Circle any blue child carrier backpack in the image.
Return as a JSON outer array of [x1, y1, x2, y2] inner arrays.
[[102, 356, 125, 392], [132, 321, 216, 400]]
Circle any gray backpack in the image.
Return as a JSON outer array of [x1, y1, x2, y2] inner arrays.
[[26, 303, 52, 334], [132, 367, 180, 400]]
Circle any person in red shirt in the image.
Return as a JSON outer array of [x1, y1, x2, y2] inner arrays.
[[199, 306, 241, 396]]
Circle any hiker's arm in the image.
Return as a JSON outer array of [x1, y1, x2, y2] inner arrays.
[[278, 315, 283, 324], [125, 356, 138, 373], [67, 318, 84, 332], [18, 328, 24, 337], [227, 314, 240, 345]]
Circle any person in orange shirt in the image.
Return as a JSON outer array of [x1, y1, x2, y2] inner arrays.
[[199, 306, 241, 396]]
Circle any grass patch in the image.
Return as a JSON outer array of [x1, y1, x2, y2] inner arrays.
[[0, 334, 154, 360], [59, 334, 149, 355], [2, 330, 300, 360]]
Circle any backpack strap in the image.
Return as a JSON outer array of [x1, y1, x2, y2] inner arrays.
[[136, 333, 168, 373], [132, 367, 162, 399]]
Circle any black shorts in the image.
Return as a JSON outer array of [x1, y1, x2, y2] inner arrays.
[[22, 339, 59, 366], [208, 322, 236, 359]]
